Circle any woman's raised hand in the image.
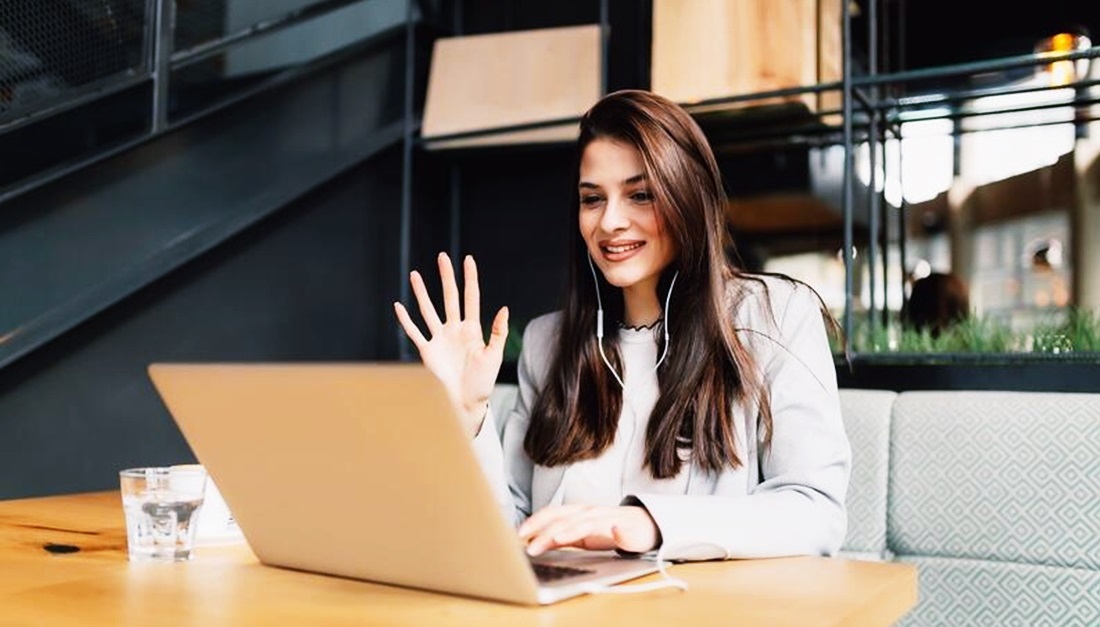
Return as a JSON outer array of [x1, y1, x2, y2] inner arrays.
[[393, 252, 509, 438]]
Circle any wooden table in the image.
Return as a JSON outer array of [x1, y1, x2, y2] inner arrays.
[[0, 491, 917, 626]]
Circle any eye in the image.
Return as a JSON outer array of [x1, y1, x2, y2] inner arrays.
[[630, 190, 655, 203], [580, 194, 604, 207]]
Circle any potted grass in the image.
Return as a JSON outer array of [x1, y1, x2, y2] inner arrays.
[[836, 307, 1100, 392], [497, 309, 1100, 391]]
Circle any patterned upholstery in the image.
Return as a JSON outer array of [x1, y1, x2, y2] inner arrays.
[[896, 556, 1100, 627], [889, 391, 1100, 569], [889, 391, 1100, 627], [838, 389, 896, 561]]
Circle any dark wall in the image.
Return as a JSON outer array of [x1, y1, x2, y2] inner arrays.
[[450, 146, 577, 353], [0, 20, 427, 500], [0, 151, 405, 500]]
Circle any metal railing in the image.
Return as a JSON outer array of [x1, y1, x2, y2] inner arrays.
[[0, 0, 408, 203]]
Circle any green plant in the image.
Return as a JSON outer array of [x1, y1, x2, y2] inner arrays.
[[503, 321, 525, 363], [509, 308, 1100, 361], [935, 316, 1015, 353], [1032, 308, 1100, 353], [846, 307, 1100, 357]]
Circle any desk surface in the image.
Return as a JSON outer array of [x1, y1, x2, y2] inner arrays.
[[0, 491, 917, 626]]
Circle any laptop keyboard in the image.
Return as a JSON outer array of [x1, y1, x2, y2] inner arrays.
[[531, 562, 596, 582]]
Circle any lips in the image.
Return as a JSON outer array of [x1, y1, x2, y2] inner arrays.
[[600, 240, 645, 261]]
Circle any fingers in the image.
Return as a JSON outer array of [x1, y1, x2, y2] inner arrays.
[[409, 271, 443, 333], [486, 307, 509, 355], [523, 509, 616, 556], [437, 252, 462, 323], [392, 302, 428, 350], [519, 505, 659, 556], [518, 504, 583, 542], [463, 255, 482, 333], [406, 253, 501, 341], [520, 505, 596, 555]]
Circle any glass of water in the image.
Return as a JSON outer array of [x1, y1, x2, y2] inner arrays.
[[119, 465, 208, 562]]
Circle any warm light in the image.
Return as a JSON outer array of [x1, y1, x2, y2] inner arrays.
[[1053, 278, 1070, 308], [1035, 32, 1092, 86]]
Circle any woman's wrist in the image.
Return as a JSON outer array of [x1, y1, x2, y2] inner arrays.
[[463, 397, 490, 438]]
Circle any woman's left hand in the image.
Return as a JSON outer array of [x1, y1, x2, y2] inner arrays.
[[518, 504, 660, 556]]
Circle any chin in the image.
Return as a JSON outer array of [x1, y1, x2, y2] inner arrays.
[[599, 268, 645, 289]]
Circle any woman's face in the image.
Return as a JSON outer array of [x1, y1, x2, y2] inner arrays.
[[578, 138, 677, 295]]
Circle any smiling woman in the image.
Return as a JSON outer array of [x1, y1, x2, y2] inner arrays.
[[395, 89, 852, 563], [578, 139, 677, 326]]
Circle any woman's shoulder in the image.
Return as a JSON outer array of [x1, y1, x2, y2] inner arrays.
[[524, 311, 563, 339], [516, 311, 563, 385], [519, 311, 563, 359], [727, 273, 821, 330], [729, 273, 803, 310]]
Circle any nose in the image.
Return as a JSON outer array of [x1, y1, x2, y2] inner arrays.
[[598, 195, 630, 233]]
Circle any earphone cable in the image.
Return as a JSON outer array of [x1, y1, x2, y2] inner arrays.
[[587, 253, 677, 391], [576, 539, 731, 596]]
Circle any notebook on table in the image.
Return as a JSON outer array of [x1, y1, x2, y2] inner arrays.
[[146, 362, 660, 605]]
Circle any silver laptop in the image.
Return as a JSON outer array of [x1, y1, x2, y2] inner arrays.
[[147, 362, 660, 605]]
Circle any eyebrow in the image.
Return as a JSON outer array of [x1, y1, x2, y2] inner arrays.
[[578, 173, 648, 189]]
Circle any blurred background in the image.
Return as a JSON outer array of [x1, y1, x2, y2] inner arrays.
[[1, 0, 1098, 498]]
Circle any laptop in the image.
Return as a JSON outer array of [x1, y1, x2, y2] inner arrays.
[[147, 362, 661, 605]]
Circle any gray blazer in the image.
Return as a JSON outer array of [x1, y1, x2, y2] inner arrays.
[[472, 276, 851, 561]]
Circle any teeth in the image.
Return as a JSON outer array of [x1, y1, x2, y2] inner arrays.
[[605, 242, 643, 254]]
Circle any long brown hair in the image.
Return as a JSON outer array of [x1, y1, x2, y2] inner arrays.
[[523, 89, 779, 479]]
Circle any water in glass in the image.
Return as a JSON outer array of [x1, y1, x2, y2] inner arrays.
[[120, 466, 207, 562]]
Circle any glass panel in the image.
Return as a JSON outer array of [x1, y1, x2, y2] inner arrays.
[[847, 61, 1100, 356], [175, 0, 338, 52], [0, 0, 149, 123], [169, 0, 406, 122], [0, 81, 152, 192]]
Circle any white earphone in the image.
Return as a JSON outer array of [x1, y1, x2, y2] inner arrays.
[[587, 253, 678, 389]]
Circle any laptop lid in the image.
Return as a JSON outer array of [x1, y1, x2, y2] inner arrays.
[[147, 362, 547, 604]]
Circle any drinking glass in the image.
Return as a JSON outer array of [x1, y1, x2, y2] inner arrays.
[[119, 465, 208, 562]]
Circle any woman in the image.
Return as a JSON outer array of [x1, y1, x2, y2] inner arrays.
[[394, 89, 850, 561]]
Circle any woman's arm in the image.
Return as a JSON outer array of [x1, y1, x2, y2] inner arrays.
[[394, 252, 518, 520], [495, 314, 561, 526], [470, 401, 512, 519]]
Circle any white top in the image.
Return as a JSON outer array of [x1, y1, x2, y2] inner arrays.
[[470, 275, 852, 561], [560, 325, 690, 506]]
